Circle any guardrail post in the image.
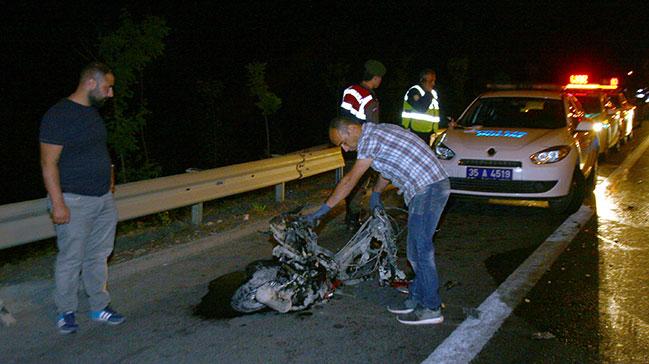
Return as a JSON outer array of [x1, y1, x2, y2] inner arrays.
[[335, 167, 343, 183], [186, 168, 204, 225], [275, 182, 285, 202], [191, 203, 203, 225]]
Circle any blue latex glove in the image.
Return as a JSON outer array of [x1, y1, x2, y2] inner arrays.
[[369, 191, 383, 212], [305, 204, 331, 227]]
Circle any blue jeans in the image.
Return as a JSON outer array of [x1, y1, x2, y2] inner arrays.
[[48, 192, 118, 313], [406, 178, 450, 310]]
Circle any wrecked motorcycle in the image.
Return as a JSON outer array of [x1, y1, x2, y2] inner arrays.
[[230, 208, 407, 313]]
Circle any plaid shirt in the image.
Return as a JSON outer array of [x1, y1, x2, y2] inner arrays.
[[356, 123, 448, 204]]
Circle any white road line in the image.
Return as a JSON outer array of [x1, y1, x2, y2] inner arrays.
[[424, 132, 649, 364], [422, 206, 593, 364]]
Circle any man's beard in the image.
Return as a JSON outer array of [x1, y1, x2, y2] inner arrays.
[[89, 91, 106, 108]]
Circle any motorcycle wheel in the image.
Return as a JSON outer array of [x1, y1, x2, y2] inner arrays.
[[230, 267, 278, 313], [245, 259, 280, 277]]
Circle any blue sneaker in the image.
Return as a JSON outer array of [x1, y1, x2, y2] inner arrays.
[[57, 311, 78, 334], [90, 306, 125, 325]]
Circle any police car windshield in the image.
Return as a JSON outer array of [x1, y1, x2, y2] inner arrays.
[[459, 97, 565, 129], [607, 95, 622, 108], [574, 95, 601, 114]]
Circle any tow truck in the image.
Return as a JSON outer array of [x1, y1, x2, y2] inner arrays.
[[565, 75, 625, 158]]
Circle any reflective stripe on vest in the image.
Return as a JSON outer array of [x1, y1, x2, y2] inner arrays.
[[401, 86, 440, 133], [341, 86, 374, 121]]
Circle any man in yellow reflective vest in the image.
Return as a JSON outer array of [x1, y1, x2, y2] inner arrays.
[[401, 69, 440, 146]]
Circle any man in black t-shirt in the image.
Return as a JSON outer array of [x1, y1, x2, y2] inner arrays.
[[40, 62, 125, 334]]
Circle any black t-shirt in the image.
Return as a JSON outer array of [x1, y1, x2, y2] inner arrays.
[[39, 98, 111, 196]]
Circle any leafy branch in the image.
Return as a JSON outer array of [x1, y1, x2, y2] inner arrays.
[[246, 62, 281, 157]]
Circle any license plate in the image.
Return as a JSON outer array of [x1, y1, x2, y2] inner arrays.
[[466, 167, 513, 180]]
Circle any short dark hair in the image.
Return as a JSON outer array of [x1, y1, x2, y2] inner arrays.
[[329, 116, 356, 131], [419, 68, 436, 82], [80, 62, 112, 82]]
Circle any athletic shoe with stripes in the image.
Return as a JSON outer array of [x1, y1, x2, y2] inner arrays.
[[90, 306, 125, 325], [57, 311, 79, 334]]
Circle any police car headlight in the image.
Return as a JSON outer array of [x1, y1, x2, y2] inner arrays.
[[530, 146, 571, 164], [434, 142, 455, 160]]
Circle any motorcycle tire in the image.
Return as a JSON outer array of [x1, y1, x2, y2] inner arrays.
[[230, 267, 279, 313], [245, 259, 280, 277]]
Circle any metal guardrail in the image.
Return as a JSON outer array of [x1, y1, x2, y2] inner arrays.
[[0, 146, 344, 250]]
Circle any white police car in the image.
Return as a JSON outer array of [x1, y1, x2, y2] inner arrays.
[[433, 88, 599, 213]]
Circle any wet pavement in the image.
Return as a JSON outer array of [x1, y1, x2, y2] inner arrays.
[[476, 125, 649, 363], [594, 130, 649, 362]]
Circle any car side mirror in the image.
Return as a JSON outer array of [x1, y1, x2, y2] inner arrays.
[[446, 116, 458, 128]]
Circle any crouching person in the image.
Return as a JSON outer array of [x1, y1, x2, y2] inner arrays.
[[306, 117, 450, 325]]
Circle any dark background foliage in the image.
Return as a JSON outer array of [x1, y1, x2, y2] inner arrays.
[[2, 1, 649, 204]]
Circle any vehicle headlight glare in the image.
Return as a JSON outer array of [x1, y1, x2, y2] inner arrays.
[[530, 146, 571, 164]]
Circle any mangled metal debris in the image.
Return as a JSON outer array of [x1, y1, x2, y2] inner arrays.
[[231, 208, 406, 313]]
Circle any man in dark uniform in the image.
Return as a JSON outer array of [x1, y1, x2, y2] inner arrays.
[[339, 60, 386, 228]]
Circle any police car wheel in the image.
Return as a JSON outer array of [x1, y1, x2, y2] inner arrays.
[[548, 168, 585, 214]]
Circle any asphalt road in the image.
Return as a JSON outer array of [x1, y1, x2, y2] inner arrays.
[[0, 190, 567, 362], [2, 123, 649, 363], [475, 124, 649, 363]]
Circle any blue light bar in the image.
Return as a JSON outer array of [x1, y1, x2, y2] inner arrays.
[[475, 130, 528, 138]]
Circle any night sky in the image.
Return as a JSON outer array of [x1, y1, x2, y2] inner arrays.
[[2, 1, 649, 204]]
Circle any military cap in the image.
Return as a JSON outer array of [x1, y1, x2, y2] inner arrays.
[[364, 59, 386, 77]]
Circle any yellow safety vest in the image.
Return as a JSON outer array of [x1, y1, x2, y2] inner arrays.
[[401, 85, 440, 133]]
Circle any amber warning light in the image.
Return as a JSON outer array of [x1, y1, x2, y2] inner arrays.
[[569, 74, 589, 84], [565, 74, 618, 90]]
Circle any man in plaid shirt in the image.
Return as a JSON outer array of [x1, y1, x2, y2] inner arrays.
[[306, 117, 450, 325]]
